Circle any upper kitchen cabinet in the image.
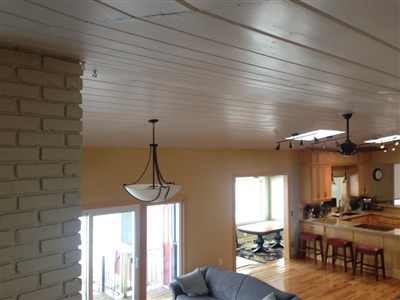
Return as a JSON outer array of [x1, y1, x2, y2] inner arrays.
[[348, 164, 371, 196], [326, 152, 371, 165], [300, 151, 332, 203]]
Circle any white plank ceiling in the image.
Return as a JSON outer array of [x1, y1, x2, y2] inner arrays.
[[1, 0, 399, 150]]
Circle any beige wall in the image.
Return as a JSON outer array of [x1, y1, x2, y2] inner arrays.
[[370, 151, 400, 200], [81, 148, 301, 272]]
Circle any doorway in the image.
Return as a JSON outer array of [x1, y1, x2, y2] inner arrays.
[[234, 174, 290, 269]]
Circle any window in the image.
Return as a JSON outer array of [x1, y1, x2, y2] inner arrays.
[[235, 175, 284, 225], [270, 176, 284, 221], [235, 177, 267, 225]]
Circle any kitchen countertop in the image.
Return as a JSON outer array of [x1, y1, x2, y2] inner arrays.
[[301, 211, 400, 237], [373, 203, 400, 209]]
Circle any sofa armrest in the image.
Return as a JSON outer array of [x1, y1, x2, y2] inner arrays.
[[168, 280, 184, 300]]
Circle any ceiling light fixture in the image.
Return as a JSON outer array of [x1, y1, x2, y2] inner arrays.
[[123, 119, 181, 202], [276, 131, 346, 150], [276, 143, 280, 151], [365, 135, 400, 144], [285, 130, 345, 141], [378, 90, 400, 95]]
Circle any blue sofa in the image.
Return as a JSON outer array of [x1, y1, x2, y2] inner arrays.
[[169, 266, 301, 300]]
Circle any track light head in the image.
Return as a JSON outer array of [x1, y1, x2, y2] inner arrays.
[[276, 143, 280, 151], [314, 136, 319, 143], [289, 141, 294, 149]]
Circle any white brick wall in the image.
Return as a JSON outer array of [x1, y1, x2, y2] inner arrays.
[[0, 46, 83, 299]]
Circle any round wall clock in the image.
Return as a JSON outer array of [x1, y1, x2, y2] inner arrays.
[[373, 168, 383, 181]]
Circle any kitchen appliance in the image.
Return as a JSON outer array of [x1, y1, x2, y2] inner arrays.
[[362, 198, 372, 210]]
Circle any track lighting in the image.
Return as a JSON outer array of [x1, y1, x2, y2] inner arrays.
[[276, 143, 280, 151], [289, 141, 294, 149], [300, 139, 304, 146], [314, 136, 319, 143], [380, 143, 384, 149]]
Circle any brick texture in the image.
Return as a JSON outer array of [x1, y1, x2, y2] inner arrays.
[[0, 46, 83, 299]]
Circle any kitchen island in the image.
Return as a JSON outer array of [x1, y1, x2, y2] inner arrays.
[[300, 211, 400, 279]]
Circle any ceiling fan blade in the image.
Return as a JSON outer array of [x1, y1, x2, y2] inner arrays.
[[356, 146, 386, 152], [306, 147, 340, 153]]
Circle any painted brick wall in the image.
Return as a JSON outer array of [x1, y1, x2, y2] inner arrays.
[[0, 47, 83, 299]]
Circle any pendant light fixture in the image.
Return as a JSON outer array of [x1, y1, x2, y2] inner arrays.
[[123, 119, 181, 202]]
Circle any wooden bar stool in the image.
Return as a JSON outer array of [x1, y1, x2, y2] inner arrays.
[[297, 232, 324, 264], [353, 244, 386, 281], [324, 238, 354, 272]]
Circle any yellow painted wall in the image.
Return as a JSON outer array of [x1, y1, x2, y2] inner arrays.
[[81, 148, 399, 273], [370, 150, 400, 200], [81, 148, 301, 272]]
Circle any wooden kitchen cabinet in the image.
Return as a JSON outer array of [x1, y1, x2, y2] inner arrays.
[[311, 165, 332, 202], [380, 216, 400, 228], [369, 215, 380, 226], [349, 215, 370, 224], [300, 152, 332, 203], [348, 164, 370, 196], [301, 222, 325, 235]]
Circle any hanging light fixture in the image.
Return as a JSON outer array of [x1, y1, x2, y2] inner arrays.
[[343, 166, 348, 183], [123, 119, 181, 202]]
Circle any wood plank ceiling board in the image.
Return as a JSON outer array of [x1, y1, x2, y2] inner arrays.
[[0, 0, 398, 149]]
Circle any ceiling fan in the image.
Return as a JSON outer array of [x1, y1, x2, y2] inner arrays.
[[308, 113, 384, 156]]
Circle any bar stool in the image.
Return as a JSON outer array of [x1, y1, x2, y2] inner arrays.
[[297, 232, 324, 264], [353, 244, 385, 281], [324, 238, 354, 272]]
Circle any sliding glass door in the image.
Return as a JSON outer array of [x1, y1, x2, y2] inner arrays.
[[80, 202, 182, 300], [146, 203, 182, 299], [80, 205, 140, 300]]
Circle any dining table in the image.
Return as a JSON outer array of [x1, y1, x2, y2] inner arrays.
[[236, 220, 284, 253]]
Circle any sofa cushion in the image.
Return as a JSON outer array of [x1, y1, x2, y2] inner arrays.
[[235, 275, 297, 300], [176, 268, 209, 296], [176, 295, 216, 300], [262, 292, 277, 300], [204, 267, 247, 300]]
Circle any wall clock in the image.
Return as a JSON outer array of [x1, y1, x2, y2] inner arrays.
[[373, 168, 383, 181]]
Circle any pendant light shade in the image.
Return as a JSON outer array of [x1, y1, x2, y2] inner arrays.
[[123, 184, 181, 202], [123, 119, 181, 202]]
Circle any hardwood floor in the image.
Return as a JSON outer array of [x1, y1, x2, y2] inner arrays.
[[238, 258, 400, 300]]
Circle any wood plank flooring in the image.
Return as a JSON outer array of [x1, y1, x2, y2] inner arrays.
[[238, 258, 400, 300]]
